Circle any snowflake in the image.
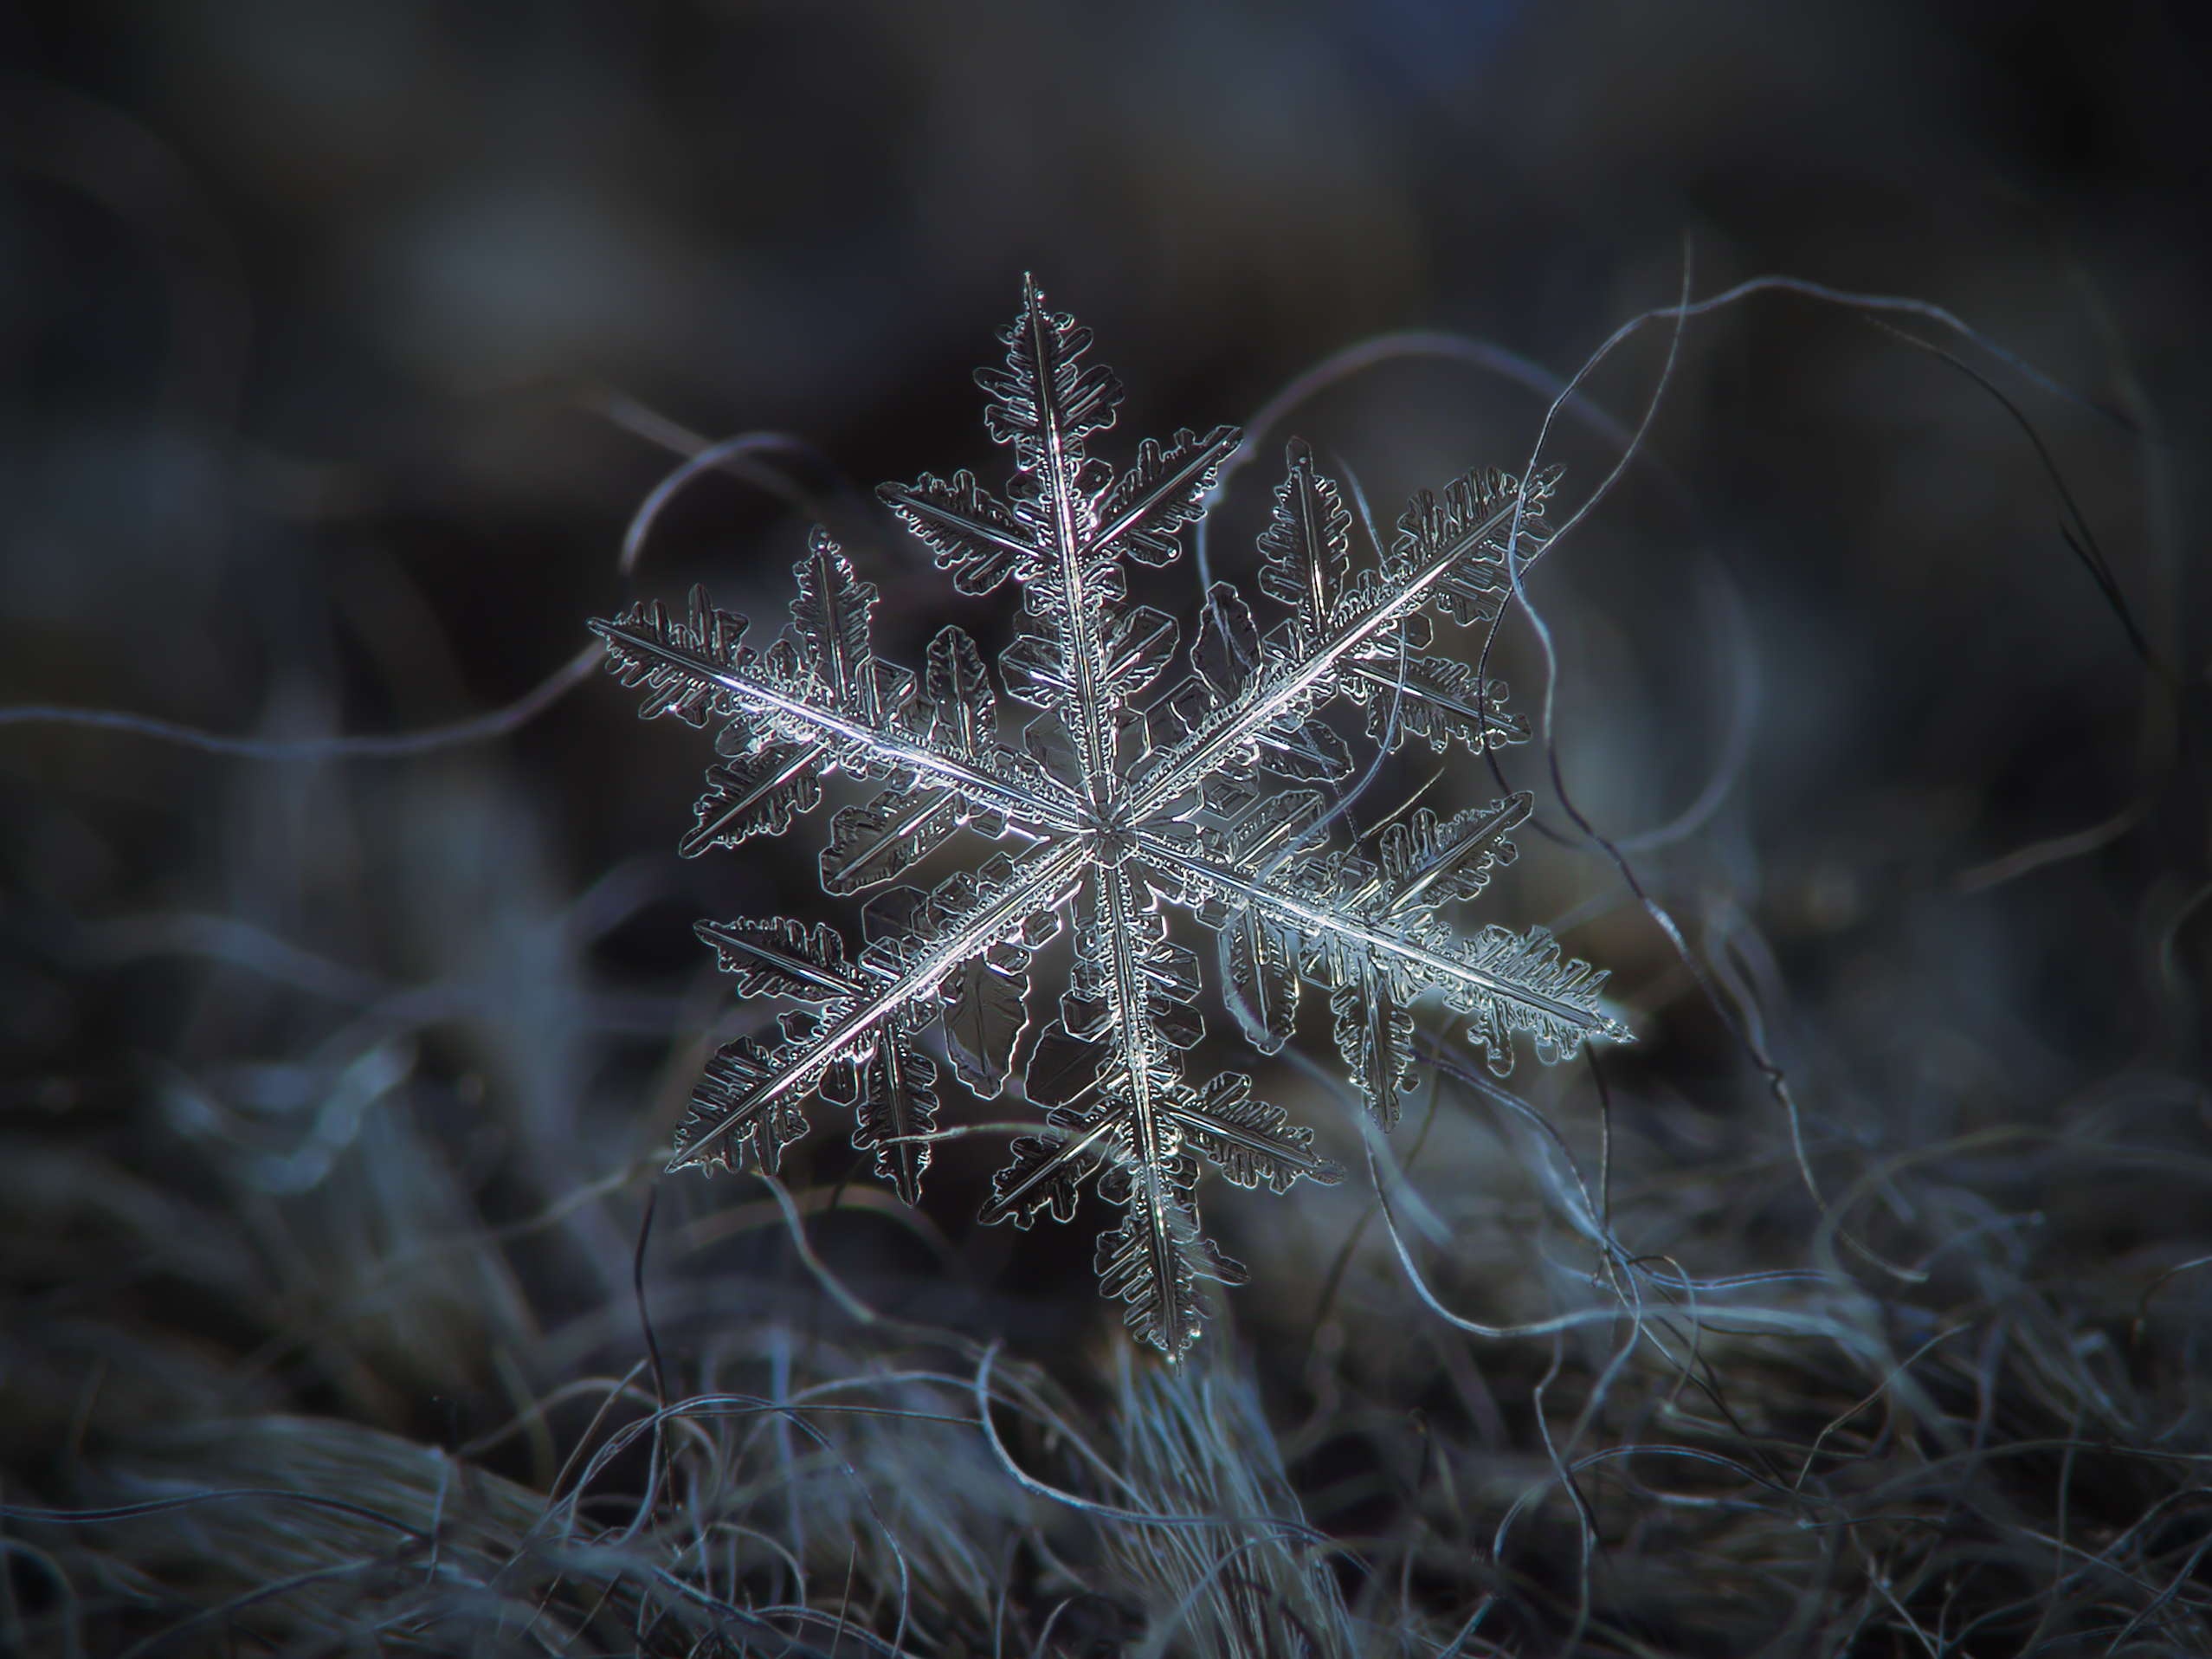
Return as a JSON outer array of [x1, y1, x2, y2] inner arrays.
[[591, 280, 1627, 1353]]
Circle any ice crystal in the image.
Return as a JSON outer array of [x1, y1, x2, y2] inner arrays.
[[591, 280, 1627, 1352]]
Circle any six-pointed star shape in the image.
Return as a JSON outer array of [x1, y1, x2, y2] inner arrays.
[[591, 279, 1627, 1352]]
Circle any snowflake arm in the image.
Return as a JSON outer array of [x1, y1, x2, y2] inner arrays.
[[1125, 459, 1554, 820], [589, 544, 1080, 842], [670, 840, 1083, 1179]]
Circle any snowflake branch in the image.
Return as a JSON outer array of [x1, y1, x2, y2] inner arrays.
[[1126, 494, 1537, 819], [1028, 300, 1119, 804], [671, 840, 1087, 1172], [588, 615, 1079, 834], [1140, 834, 1625, 1041], [1095, 866, 1193, 1344]]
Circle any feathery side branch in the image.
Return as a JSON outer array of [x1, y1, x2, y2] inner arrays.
[[1090, 427, 1242, 557]]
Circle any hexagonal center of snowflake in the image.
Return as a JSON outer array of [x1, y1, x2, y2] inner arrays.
[[1079, 803, 1140, 867]]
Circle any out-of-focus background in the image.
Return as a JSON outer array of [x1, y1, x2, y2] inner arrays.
[[3, 3, 2209, 1655]]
